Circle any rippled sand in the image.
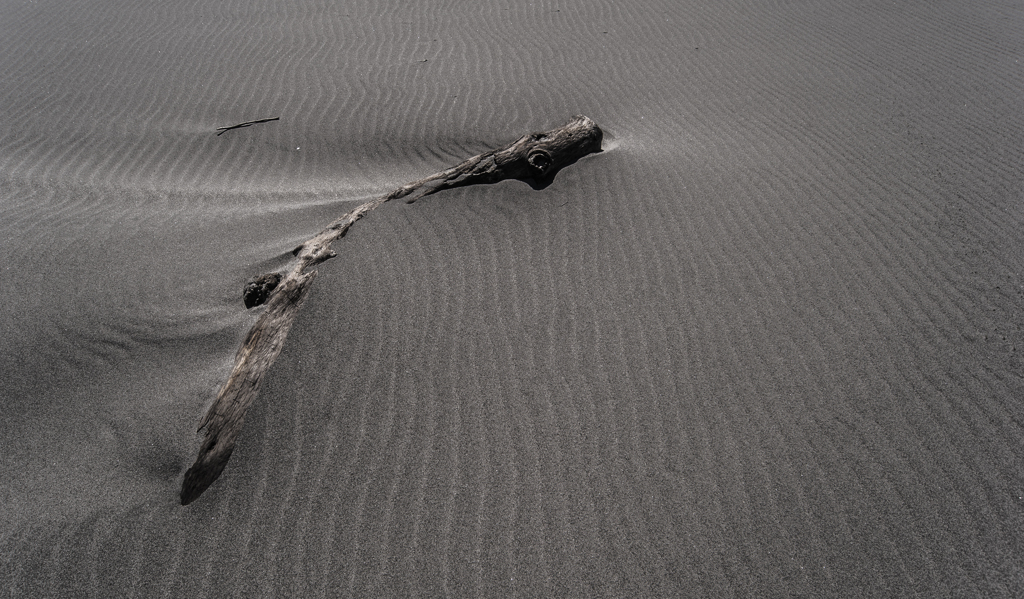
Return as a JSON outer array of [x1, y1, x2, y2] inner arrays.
[[2, 0, 1023, 595]]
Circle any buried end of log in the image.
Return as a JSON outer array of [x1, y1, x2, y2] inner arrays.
[[180, 431, 235, 505], [180, 115, 604, 505], [180, 271, 317, 505]]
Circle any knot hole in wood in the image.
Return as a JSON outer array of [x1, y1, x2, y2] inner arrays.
[[528, 148, 553, 175]]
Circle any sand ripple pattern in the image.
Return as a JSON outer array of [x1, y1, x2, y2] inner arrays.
[[2, 0, 1023, 596]]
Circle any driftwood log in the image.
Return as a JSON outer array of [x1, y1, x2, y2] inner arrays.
[[180, 115, 603, 505]]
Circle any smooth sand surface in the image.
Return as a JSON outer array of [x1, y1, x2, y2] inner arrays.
[[2, 0, 1023, 596]]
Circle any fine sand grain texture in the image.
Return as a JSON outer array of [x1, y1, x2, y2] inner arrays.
[[2, 0, 1023, 596]]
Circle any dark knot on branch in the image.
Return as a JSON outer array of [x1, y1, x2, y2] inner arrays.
[[242, 273, 282, 309], [528, 149, 553, 175]]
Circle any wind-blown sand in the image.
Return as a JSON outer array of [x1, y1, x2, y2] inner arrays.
[[2, 0, 1023, 596]]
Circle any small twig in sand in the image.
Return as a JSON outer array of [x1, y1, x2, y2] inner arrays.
[[215, 117, 280, 136]]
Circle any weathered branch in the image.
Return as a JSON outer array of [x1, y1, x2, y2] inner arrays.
[[181, 115, 603, 505]]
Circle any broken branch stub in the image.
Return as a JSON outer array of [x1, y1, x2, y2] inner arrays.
[[180, 115, 603, 505]]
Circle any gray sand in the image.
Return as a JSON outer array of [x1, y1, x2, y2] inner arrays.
[[1, 0, 1022, 595]]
